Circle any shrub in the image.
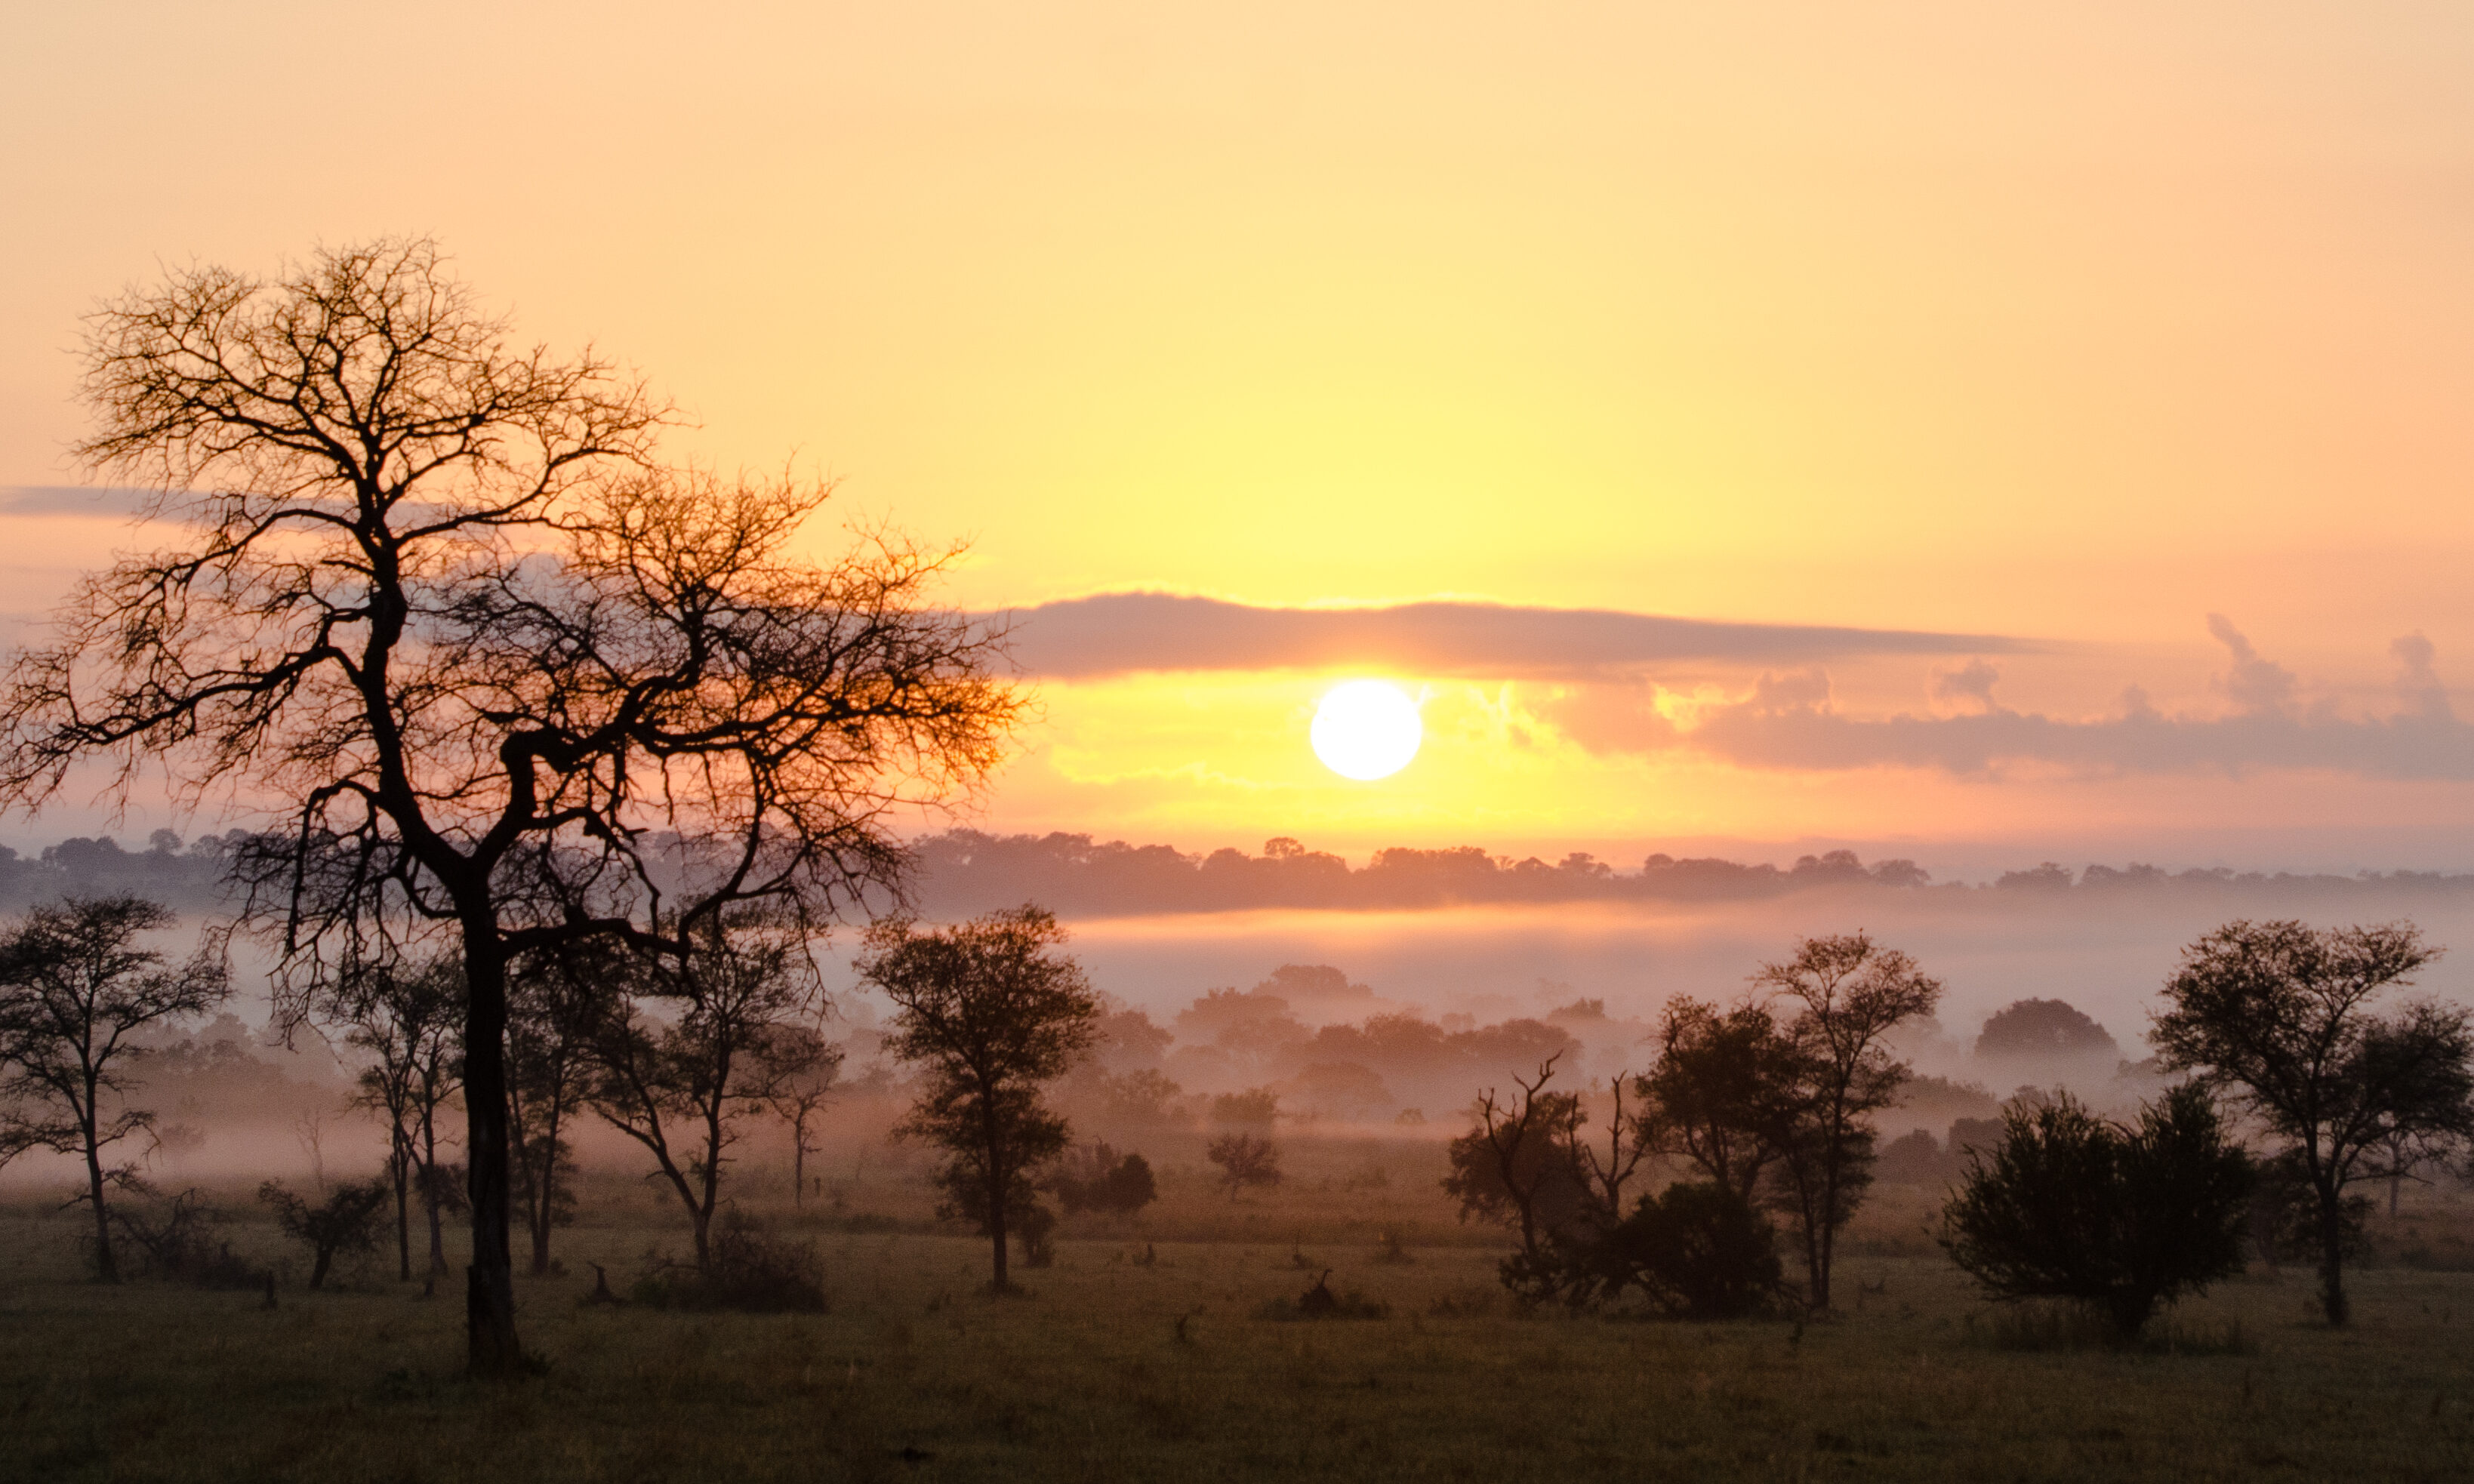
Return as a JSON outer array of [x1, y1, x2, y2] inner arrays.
[[1597, 1181, 1783, 1319], [109, 1189, 263, 1290], [631, 1219, 827, 1313], [1206, 1131, 1283, 1200], [1939, 1084, 2253, 1341], [1049, 1143, 1159, 1215]]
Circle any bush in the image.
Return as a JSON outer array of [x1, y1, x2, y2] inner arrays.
[[1940, 1084, 2253, 1341], [109, 1188, 264, 1290], [631, 1219, 828, 1313], [1597, 1181, 1783, 1319], [1206, 1131, 1282, 1200], [1050, 1143, 1158, 1215]]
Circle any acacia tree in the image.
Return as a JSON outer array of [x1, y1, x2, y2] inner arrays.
[[588, 911, 830, 1270], [2152, 919, 2474, 1325], [331, 949, 464, 1285], [858, 907, 1100, 1292], [0, 240, 1019, 1371], [0, 896, 227, 1281], [1754, 933, 1942, 1311]]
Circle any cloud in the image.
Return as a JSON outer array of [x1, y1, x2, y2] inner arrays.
[[1567, 625, 2474, 780], [994, 592, 2034, 680], [1930, 658, 2001, 714], [0, 486, 153, 516]]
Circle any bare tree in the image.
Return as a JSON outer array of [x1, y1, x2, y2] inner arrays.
[[2153, 919, 2474, 1325], [0, 239, 1020, 1371], [1753, 933, 1942, 1311], [857, 907, 1100, 1292], [0, 896, 227, 1282], [588, 910, 827, 1270]]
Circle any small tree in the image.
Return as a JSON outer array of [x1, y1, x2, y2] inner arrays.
[[0, 897, 227, 1282], [327, 949, 463, 1287], [762, 1024, 843, 1208], [1597, 1181, 1783, 1319], [1206, 1131, 1285, 1202], [858, 907, 1100, 1292], [260, 1176, 392, 1291], [2152, 919, 2474, 1325], [1049, 1141, 1158, 1215], [507, 940, 625, 1273], [1940, 1085, 2254, 1341], [1754, 933, 1942, 1310], [590, 912, 828, 1270]]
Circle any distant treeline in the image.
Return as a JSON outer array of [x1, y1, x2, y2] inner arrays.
[[11, 827, 2474, 919], [908, 830, 2474, 916]]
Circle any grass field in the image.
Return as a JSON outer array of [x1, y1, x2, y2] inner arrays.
[[8, 1169, 2474, 1484]]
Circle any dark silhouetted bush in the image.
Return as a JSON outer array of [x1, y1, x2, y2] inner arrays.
[[631, 1219, 827, 1313], [259, 1176, 391, 1290], [1940, 1084, 2253, 1341], [1598, 1181, 1783, 1319], [1050, 1143, 1158, 1215], [109, 1188, 263, 1289]]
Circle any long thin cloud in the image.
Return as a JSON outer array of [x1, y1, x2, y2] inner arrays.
[[994, 592, 2034, 680]]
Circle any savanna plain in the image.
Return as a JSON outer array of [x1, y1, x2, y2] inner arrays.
[[8, 1151, 2474, 1484]]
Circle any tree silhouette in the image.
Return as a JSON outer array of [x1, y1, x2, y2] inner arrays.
[[2152, 919, 2474, 1325], [506, 940, 624, 1275], [1754, 933, 1942, 1310], [858, 907, 1099, 1292], [328, 949, 463, 1286], [0, 239, 1019, 1371], [0, 896, 226, 1281]]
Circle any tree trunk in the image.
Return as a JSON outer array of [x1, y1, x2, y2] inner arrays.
[[2315, 1181, 2350, 1326], [527, 1096, 562, 1276], [84, 1114, 117, 1285], [793, 1123, 806, 1209], [393, 1130, 413, 1282], [988, 1167, 1010, 1292], [461, 922, 522, 1377]]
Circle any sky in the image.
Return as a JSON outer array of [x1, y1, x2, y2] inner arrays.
[[7, 3, 2474, 876]]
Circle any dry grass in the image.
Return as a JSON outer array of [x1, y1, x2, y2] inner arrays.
[[6, 1175, 2474, 1482]]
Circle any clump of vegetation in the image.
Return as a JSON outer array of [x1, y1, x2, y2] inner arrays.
[[259, 1177, 392, 1291], [108, 1188, 263, 1290], [1257, 1269, 1388, 1321], [1049, 1141, 1158, 1215], [1940, 1084, 2254, 1342], [1598, 1181, 1784, 1319], [630, 1219, 827, 1313]]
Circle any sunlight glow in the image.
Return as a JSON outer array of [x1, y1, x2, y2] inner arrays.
[[1310, 680, 1423, 780]]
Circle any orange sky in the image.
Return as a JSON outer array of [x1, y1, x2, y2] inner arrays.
[[6, 3, 2474, 872]]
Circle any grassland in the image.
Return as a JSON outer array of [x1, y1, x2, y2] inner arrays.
[[6, 1163, 2474, 1483]]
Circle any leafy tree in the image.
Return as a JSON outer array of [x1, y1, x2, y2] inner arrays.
[[0, 896, 226, 1281], [1206, 1131, 1286, 1202], [0, 239, 1021, 1371], [1975, 998, 2118, 1058], [590, 911, 829, 1270], [1940, 1085, 2254, 1341], [1634, 998, 1805, 1203], [260, 1176, 392, 1291], [2152, 919, 2474, 1325], [1754, 933, 1943, 1310], [858, 907, 1100, 1291]]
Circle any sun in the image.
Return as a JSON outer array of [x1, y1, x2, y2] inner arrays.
[[1310, 680, 1422, 780]]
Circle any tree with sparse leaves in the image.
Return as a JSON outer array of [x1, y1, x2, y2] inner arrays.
[[0, 239, 1020, 1371], [0, 896, 226, 1282], [858, 907, 1099, 1291]]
